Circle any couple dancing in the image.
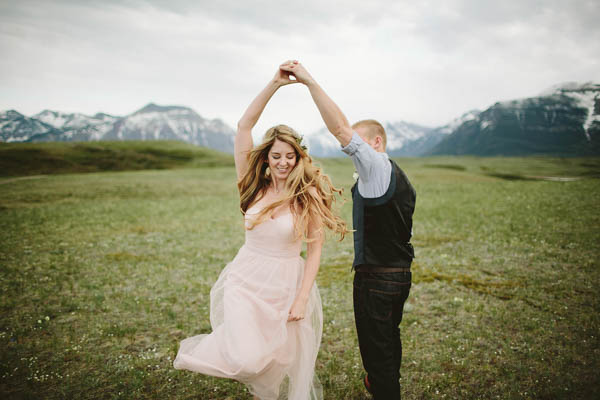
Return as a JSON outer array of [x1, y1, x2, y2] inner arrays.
[[173, 61, 416, 399]]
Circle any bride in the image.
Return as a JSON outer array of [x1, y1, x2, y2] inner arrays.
[[173, 60, 348, 399]]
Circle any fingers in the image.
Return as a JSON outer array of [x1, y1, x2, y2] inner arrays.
[[280, 60, 300, 71], [287, 313, 304, 321], [280, 73, 299, 85], [281, 59, 299, 66], [283, 70, 298, 81]]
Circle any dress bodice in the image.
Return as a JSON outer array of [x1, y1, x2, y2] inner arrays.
[[244, 205, 302, 258]]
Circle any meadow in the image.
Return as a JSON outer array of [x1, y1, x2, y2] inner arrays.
[[1, 141, 599, 399]]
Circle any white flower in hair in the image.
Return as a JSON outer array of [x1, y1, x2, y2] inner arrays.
[[295, 135, 308, 154]]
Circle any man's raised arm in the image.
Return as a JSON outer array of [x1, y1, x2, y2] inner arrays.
[[279, 61, 354, 147]]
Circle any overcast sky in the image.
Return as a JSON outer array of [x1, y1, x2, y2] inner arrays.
[[1, 0, 599, 136]]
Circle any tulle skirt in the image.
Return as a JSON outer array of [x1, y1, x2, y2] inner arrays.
[[173, 244, 323, 400]]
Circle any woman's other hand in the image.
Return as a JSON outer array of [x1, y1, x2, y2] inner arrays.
[[287, 295, 308, 322]]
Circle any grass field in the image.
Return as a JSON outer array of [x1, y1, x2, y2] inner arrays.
[[0, 140, 233, 178], [1, 142, 599, 399]]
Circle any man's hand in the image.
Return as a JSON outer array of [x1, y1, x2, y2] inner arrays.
[[279, 59, 353, 147], [279, 60, 315, 86], [273, 63, 300, 87]]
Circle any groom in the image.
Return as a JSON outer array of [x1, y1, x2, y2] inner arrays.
[[280, 60, 416, 399]]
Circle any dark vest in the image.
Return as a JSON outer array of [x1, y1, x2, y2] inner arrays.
[[351, 159, 416, 268]]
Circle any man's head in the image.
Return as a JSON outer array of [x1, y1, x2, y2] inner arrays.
[[352, 119, 387, 153]]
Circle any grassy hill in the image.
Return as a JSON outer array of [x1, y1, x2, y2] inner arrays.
[[0, 140, 234, 178], [1, 156, 599, 398], [3, 140, 600, 182]]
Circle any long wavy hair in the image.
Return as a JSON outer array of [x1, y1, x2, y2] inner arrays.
[[238, 124, 348, 241]]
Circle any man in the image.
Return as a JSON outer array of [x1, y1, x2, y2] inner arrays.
[[280, 60, 416, 399]]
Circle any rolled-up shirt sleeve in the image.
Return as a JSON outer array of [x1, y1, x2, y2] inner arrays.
[[341, 132, 391, 198]]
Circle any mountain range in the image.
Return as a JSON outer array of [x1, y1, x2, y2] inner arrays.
[[0, 103, 235, 153], [427, 82, 600, 156], [304, 110, 481, 157], [1, 82, 598, 156]]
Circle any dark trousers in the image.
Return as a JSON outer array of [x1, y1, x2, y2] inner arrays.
[[353, 268, 411, 399]]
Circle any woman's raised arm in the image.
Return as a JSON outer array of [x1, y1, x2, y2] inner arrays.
[[235, 65, 299, 180], [279, 61, 354, 147]]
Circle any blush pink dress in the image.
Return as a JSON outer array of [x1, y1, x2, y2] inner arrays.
[[173, 204, 323, 400]]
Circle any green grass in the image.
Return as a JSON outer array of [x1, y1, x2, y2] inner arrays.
[[1, 145, 599, 399], [0, 140, 233, 178]]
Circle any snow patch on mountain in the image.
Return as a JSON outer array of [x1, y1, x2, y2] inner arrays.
[[304, 127, 342, 157], [384, 121, 433, 149], [440, 110, 480, 134], [540, 82, 600, 140]]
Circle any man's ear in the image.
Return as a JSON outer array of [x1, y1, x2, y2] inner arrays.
[[374, 135, 383, 149]]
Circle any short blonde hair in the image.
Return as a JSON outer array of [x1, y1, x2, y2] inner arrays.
[[351, 119, 387, 149]]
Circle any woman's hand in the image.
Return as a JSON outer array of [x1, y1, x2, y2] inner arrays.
[[273, 63, 300, 87], [279, 60, 315, 86], [287, 295, 308, 322]]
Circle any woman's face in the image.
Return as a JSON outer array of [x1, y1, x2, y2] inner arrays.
[[267, 138, 297, 181]]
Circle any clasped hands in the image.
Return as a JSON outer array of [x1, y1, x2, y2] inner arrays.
[[273, 60, 314, 87]]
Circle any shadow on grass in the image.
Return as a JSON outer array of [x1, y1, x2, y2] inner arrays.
[[482, 171, 539, 181], [423, 164, 467, 171], [413, 262, 521, 300]]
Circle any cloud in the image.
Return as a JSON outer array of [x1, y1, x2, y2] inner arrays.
[[1, 0, 599, 133]]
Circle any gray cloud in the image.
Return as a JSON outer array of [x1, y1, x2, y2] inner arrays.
[[1, 0, 599, 133]]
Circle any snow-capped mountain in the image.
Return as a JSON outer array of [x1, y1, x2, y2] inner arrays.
[[103, 104, 234, 153], [1, 103, 235, 153], [0, 110, 59, 143], [305, 122, 439, 157], [387, 112, 481, 157], [304, 127, 342, 157], [3, 81, 597, 157], [305, 112, 480, 157], [32, 110, 119, 142], [385, 121, 435, 156], [428, 82, 600, 156]]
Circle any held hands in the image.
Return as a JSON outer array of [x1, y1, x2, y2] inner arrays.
[[277, 60, 315, 86], [287, 295, 308, 322], [273, 60, 300, 87], [270, 59, 315, 89]]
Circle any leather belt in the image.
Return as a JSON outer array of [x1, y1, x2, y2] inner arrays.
[[354, 265, 411, 273]]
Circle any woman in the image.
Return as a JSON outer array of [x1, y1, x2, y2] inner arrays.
[[173, 60, 347, 400]]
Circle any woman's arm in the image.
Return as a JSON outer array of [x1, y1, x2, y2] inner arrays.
[[288, 189, 325, 322], [279, 61, 354, 147], [235, 67, 298, 180]]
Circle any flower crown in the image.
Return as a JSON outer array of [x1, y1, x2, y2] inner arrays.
[[295, 135, 308, 153]]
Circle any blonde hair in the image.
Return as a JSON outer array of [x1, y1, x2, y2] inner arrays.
[[238, 124, 348, 241], [352, 119, 387, 150]]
